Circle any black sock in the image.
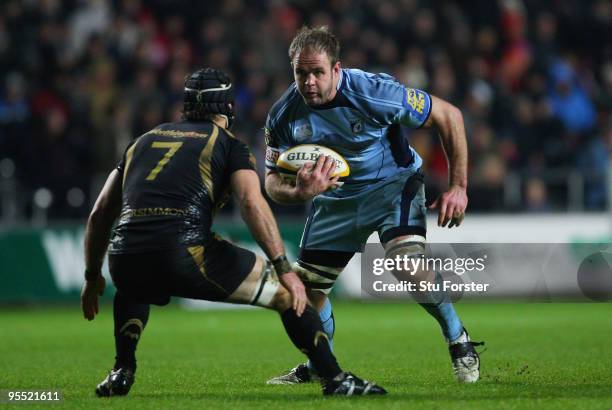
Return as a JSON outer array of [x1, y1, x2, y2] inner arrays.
[[113, 292, 150, 372], [280, 306, 342, 380]]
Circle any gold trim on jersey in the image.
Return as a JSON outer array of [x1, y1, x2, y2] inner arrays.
[[122, 140, 139, 186], [198, 125, 220, 202], [187, 245, 228, 295], [223, 128, 238, 139], [144, 129, 210, 139]]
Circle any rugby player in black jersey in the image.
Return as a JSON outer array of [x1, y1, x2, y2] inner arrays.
[[80, 68, 385, 397]]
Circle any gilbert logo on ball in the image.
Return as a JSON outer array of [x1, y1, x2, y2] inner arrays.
[[276, 144, 350, 188]]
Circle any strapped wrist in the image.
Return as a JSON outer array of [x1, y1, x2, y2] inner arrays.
[[272, 255, 292, 276]]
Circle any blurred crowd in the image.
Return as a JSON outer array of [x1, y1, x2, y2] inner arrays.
[[0, 0, 611, 220]]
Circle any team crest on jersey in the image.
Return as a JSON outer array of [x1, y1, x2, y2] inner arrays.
[[350, 119, 363, 134], [293, 122, 313, 142]]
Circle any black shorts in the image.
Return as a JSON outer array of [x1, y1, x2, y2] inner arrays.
[[109, 237, 256, 306]]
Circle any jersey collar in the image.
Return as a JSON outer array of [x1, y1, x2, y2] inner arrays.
[[310, 69, 350, 111]]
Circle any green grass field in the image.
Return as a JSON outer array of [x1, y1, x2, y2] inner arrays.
[[1, 302, 611, 409]]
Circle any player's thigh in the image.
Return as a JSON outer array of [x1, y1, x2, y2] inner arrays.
[[172, 238, 257, 302], [378, 169, 427, 245], [377, 171, 429, 283], [225, 254, 343, 312], [225, 255, 275, 304], [300, 195, 371, 253], [109, 252, 173, 306], [225, 255, 297, 312], [294, 249, 354, 298]]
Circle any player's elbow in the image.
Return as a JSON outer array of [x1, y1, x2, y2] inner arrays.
[[88, 195, 121, 227], [239, 192, 263, 215], [264, 173, 283, 203], [239, 195, 268, 228], [447, 104, 464, 126], [87, 204, 114, 230], [264, 175, 273, 197]]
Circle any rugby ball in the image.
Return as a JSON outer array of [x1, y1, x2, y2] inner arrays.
[[276, 144, 350, 187]]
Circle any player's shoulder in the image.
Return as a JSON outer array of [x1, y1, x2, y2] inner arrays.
[[343, 68, 400, 92], [219, 127, 249, 149], [154, 121, 178, 130], [128, 122, 174, 147], [267, 83, 301, 127], [342, 68, 406, 111]]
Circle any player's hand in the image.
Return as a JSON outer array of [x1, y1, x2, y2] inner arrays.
[[429, 185, 468, 228], [278, 271, 307, 317], [81, 274, 106, 321], [295, 155, 339, 201]]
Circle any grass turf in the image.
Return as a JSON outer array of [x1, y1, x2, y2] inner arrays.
[[1, 302, 611, 409]]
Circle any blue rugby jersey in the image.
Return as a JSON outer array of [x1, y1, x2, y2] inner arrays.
[[264, 68, 431, 195]]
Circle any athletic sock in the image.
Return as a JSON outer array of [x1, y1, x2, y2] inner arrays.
[[113, 291, 150, 372], [449, 330, 468, 344], [307, 298, 335, 372], [418, 272, 463, 342], [280, 306, 342, 380]]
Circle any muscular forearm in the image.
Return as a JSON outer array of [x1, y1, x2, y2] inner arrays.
[[240, 195, 286, 260], [431, 98, 468, 189], [84, 213, 115, 276], [264, 172, 307, 205], [84, 169, 122, 278]]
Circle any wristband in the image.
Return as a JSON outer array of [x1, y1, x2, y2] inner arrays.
[[272, 255, 292, 276], [84, 269, 101, 281]]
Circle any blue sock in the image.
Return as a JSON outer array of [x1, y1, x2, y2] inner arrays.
[[307, 298, 334, 371], [420, 301, 463, 342], [419, 272, 463, 342]]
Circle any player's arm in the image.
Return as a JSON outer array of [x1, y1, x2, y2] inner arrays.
[[264, 156, 338, 205], [233, 169, 288, 259], [422, 95, 468, 228], [264, 169, 302, 205], [81, 169, 123, 320], [231, 169, 307, 314], [263, 116, 337, 204]]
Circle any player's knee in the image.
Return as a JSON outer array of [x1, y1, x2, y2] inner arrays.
[[262, 260, 338, 312], [384, 235, 428, 282], [269, 287, 293, 312], [248, 260, 283, 309], [307, 289, 328, 311], [292, 261, 339, 300]]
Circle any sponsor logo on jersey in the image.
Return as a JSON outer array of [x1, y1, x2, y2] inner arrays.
[[264, 127, 273, 146], [406, 88, 426, 114], [265, 147, 279, 163]]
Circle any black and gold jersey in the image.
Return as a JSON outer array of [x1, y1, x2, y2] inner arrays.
[[109, 120, 255, 254]]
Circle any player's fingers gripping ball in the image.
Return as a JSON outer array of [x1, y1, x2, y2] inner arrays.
[[276, 144, 350, 189]]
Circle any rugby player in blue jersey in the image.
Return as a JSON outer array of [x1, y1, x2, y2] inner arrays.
[[264, 26, 482, 385]]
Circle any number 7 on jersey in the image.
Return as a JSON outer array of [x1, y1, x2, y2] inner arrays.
[[146, 141, 184, 181]]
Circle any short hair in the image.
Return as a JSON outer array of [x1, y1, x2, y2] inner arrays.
[[288, 26, 340, 65]]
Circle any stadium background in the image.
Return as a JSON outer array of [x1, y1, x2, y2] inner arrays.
[[1, 1, 611, 408]]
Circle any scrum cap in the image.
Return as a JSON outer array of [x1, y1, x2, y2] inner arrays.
[[183, 68, 234, 127]]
